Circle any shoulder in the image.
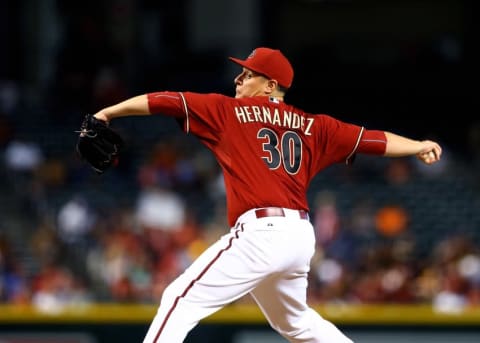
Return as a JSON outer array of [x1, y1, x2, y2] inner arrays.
[[182, 92, 231, 102]]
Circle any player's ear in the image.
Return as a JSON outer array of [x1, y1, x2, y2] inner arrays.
[[265, 79, 278, 94]]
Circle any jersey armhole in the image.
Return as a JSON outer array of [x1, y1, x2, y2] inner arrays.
[[345, 126, 364, 165], [179, 92, 190, 133]]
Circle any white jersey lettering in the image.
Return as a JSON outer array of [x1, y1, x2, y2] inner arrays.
[[292, 112, 301, 129], [252, 106, 262, 122], [283, 110, 292, 127], [243, 106, 254, 122], [272, 109, 281, 126], [235, 106, 247, 123], [263, 107, 273, 124], [234, 105, 315, 135], [304, 118, 314, 136]]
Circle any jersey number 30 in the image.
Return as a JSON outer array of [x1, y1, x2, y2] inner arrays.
[[257, 128, 302, 175]]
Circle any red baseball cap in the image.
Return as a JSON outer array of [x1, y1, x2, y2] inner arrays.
[[229, 47, 294, 89]]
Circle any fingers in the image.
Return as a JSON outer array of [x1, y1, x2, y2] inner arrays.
[[418, 141, 442, 164], [428, 142, 442, 161], [417, 151, 436, 164], [433, 144, 442, 159], [94, 112, 109, 123]]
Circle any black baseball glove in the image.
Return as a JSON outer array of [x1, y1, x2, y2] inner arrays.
[[76, 114, 124, 174]]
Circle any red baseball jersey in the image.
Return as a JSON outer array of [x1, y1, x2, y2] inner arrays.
[[148, 92, 364, 226]]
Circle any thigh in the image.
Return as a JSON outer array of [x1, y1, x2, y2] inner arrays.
[[249, 218, 315, 329], [146, 225, 268, 342], [164, 224, 271, 308]]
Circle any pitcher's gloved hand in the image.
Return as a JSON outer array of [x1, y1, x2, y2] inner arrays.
[[76, 114, 124, 174]]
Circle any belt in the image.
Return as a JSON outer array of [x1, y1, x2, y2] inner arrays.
[[254, 207, 309, 220]]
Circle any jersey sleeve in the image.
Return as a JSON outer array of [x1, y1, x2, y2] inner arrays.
[[315, 115, 364, 166], [147, 91, 226, 145], [356, 129, 387, 155], [148, 91, 188, 118]]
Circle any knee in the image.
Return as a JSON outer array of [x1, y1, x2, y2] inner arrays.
[[162, 282, 176, 298], [269, 315, 310, 341], [160, 282, 180, 306], [271, 309, 353, 343]]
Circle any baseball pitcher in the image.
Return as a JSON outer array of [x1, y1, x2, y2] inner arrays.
[[86, 47, 442, 342]]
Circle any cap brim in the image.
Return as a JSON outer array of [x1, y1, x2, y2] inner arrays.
[[228, 57, 269, 80], [228, 57, 248, 68]]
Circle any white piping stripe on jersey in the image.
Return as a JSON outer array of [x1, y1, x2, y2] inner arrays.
[[178, 92, 190, 133], [361, 139, 387, 143], [153, 94, 179, 100], [346, 126, 364, 165]]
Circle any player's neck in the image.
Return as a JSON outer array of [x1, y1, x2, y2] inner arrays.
[[269, 89, 285, 102]]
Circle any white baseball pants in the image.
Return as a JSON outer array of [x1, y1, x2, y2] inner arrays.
[[143, 208, 353, 343]]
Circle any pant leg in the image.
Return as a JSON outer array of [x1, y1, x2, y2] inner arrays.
[[251, 277, 353, 343], [250, 218, 353, 343], [143, 223, 272, 343]]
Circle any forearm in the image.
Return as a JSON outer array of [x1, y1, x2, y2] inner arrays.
[[383, 131, 442, 165], [94, 94, 151, 122], [384, 131, 424, 157]]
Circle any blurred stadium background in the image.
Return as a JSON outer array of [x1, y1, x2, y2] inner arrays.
[[0, 0, 479, 342]]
